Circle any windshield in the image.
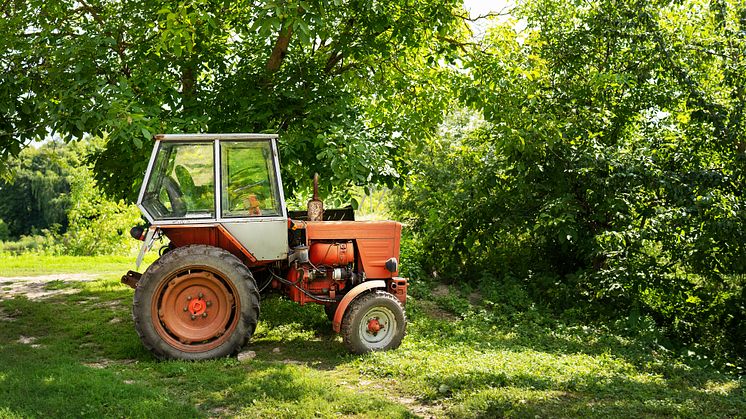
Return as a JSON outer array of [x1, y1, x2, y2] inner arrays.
[[141, 142, 215, 220]]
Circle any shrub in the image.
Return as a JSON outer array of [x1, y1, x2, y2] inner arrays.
[[57, 163, 142, 256], [392, 1, 746, 369], [393, 103, 746, 367], [0, 219, 9, 241], [0, 233, 59, 255]]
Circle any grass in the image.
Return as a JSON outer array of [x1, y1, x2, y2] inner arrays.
[[0, 253, 159, 276], [0, 261, 744, 418]]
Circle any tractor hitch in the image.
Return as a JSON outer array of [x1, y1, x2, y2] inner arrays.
[[121, 270, 142, 289]]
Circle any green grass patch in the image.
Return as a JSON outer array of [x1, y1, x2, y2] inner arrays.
[[0, 253, 158, 276], [0, 278, 413, 418], [0, 258, 743, 418], [350, 296, 746, 417]]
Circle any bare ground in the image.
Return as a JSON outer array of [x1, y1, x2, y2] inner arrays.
[[0, 273, 98, 301]]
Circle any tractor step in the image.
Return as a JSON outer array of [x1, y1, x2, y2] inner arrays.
[[121, 270, 142, 289]]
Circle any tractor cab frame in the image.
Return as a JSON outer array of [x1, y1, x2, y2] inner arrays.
[[123, 133, 408, 360], [138, 133, 289, 261]]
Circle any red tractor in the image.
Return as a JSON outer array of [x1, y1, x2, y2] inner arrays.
[[121, 134, 407, 360]]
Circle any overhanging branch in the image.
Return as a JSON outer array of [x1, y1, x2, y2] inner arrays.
[[266, 26, 293, 72]]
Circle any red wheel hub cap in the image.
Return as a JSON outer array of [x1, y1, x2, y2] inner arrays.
[[189, 298, 206, 315], [367, 318, 382, 334]]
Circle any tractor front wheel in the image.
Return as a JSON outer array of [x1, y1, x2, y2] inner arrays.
[[133, 245, 259, 360], [341, 290, 406, 354]]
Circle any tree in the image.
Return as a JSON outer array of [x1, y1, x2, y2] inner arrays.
[[0, 219, 9, 241], [394, 0, 746, 365], [0, 142, 76, 238], [0, 138, 144, 254], [0, 0, 467, 199]]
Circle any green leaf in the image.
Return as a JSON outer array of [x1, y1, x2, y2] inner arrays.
[[141, 127, 152, 141]]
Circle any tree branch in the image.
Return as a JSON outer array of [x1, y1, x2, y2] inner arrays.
[[76, 0, 105, 26], [436, 35, 477, 53], [266, 25, 293, 72], [452, 11, 511, 22], [324, 51, 344, 73]]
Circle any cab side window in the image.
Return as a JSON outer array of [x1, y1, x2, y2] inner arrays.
[[221, 141, 281, 217]]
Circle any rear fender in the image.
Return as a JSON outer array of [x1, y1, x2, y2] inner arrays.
[[332, 280, 386, 332]]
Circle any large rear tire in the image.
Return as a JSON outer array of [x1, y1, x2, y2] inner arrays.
[[133, 245, 260, 360], [341, 290, 406, 354]]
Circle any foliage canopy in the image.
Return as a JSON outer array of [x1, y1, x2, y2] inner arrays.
[[0, 0, 466, 199], [393, 0, 746, 368]]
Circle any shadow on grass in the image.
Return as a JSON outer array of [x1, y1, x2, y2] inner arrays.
[[0, 284, 195, 417], [0, 281, 413, 418]]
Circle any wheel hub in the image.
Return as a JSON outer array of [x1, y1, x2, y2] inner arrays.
[[157, 271, 235, 346], [367, 318, 382, 334], [358, 306, 396, 347], [188, 298, 207, 316]]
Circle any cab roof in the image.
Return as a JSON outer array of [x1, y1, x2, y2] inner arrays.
[[154, 133, 279, 141]]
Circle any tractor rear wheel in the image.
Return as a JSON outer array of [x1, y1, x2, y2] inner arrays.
[[133, 245, 260, 360], [341, 290, 406, 354]]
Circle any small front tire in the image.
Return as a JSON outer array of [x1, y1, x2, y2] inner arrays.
[[341, 290, 406, 354]]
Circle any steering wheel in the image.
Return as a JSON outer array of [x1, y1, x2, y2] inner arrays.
[[162, 176, 187, 217]]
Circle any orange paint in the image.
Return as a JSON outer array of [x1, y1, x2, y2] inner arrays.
[[389, 277, 408, 305], [159, 224, 260, 266], [284, 267, 347, 305], [331, 280, 387, 332], [305, 221, 402, 279], [309, 241, 354, 266]]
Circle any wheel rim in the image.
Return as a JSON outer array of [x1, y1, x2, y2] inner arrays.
[[357, 306, 397, 349], [152, 268, 240, 352]]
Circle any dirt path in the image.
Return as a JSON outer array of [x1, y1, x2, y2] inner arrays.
[[0, 273, 99, 300]]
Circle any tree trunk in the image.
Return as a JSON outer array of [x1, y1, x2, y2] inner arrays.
[[181, 63, 197, 113]]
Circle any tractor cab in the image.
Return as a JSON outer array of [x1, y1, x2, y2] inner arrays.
[[136, 134, 289, 261]]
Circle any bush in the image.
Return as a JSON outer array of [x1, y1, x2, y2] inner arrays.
[[0, 219, 9, 241], [0, 233, 59, 255], [393, 102, 746, 368], [391, 1, 746, 370], [57, 164, 142, 256]]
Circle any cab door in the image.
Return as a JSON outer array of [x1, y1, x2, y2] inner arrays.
[[217, 139, 288, 261]]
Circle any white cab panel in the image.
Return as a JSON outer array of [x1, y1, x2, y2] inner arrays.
[[221, 220, 288, 260]]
